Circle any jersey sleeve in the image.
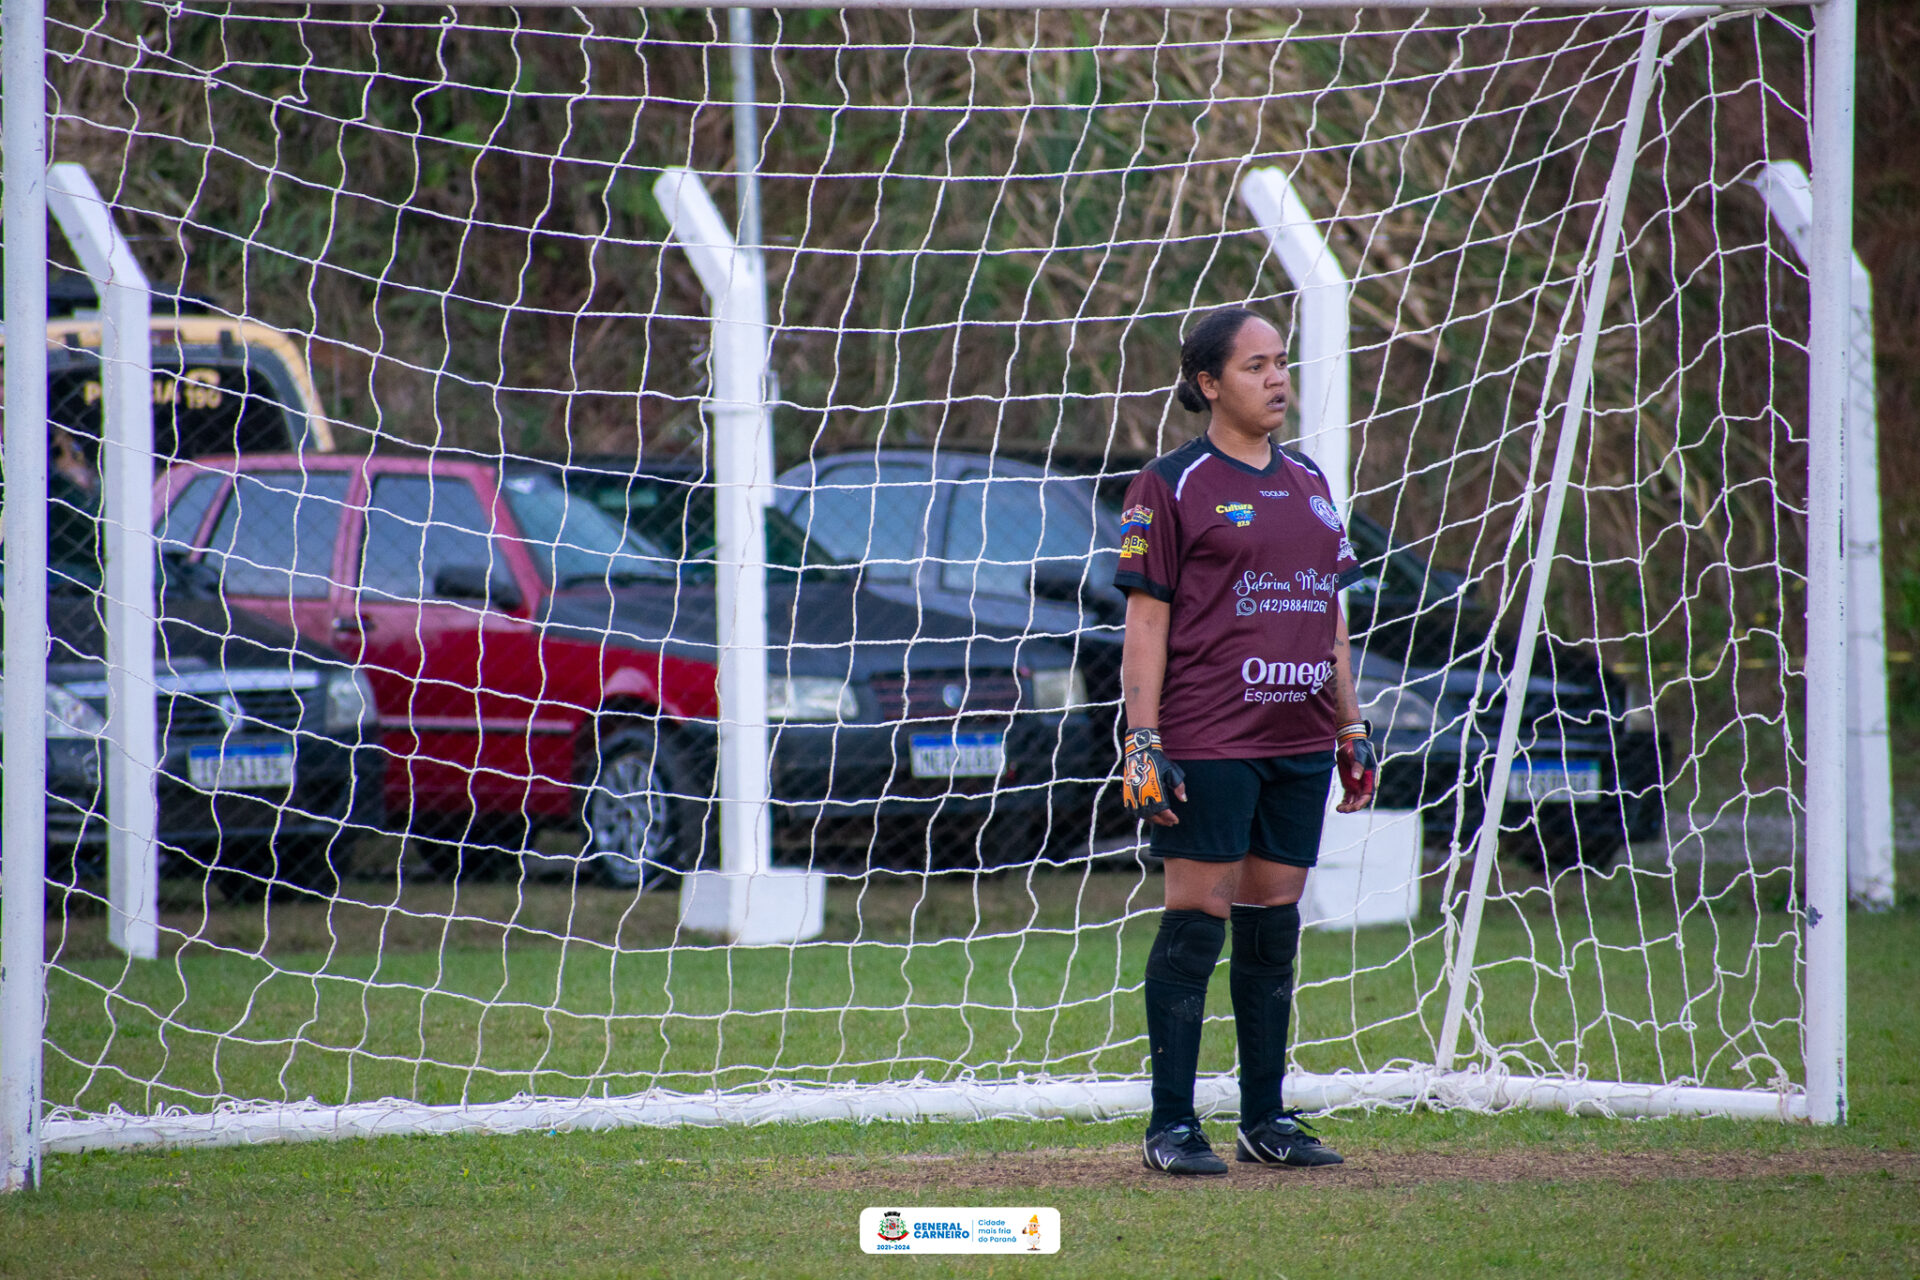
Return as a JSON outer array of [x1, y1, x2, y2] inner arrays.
[[1111, 469, 1179, 603]]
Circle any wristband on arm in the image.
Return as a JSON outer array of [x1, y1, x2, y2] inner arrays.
[[1121, 727, 1185, 818]]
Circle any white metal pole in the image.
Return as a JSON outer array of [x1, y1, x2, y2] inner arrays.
[[1435, 13, 1665, 1073], [730, 9, 762, 257], [653, 169, 773, 937], [1238, 168, 1350, 512], [1751, 161, 1892, 912], [1843, 262, 1891, 910], [45, 164, 159, 960], [1803, 0, 1855, 1128], [1, 0, 51, 1193]]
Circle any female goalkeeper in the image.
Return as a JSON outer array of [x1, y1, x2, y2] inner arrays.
[[1112, 306, 1377, 1176]]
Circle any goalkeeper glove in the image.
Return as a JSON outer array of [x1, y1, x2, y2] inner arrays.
[[1335, 719, 1377, 809], [1121, 727, 1184, 819]]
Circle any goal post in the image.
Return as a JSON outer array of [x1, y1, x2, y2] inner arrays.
[[0, 0, 1867, 1182]]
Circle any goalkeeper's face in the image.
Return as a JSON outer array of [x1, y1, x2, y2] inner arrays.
[[1205, 316, 1291, 435]]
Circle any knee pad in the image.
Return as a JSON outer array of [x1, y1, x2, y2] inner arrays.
[[1231, 902, 1301, 973], [1146, 909, 1226, 987]]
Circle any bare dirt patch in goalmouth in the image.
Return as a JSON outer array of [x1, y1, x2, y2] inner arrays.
[[797, 1146, 1920, 1194]]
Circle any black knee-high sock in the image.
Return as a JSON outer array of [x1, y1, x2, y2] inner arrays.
[[1144, 908, 1226, 1134], [1230, 901, 1301, 1126]]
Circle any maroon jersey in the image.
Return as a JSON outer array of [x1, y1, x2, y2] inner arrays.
[[1113, 436, 1361, 759]]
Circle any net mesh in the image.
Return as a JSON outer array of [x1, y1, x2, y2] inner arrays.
[[24, 1, 1817, 1140]]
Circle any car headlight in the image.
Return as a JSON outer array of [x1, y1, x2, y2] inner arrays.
[[324, 669, 380, 733], [1354, 674, 1438, 735], [1029, 665, 1090, 711], [767, 676, 858, 722], [44, 685, 108, 739]]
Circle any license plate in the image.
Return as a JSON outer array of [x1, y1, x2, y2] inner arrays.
[[910, 731, 1006, 779], [187, 742, 295, 791], [1507, 760, 1602, 804]]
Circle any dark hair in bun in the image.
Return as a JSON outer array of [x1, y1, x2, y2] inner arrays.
[[1175, 306, 1261, 414]]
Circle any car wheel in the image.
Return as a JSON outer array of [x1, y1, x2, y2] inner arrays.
[[582, 728, 708, 889]]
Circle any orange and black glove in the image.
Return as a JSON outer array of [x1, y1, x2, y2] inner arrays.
[[1335, 719, 1377, 810], [1121, 727, 1185, 819]]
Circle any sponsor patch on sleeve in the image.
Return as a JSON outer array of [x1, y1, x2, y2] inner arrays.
[[1121, 534, 1150, 558], [1120, 504, 1154, 533]]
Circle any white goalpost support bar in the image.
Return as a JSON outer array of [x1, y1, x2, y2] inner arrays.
[[1, 0, 51, 1194], [1802, 0, 1856, 1128], [1752, 159, 1892, 913], [1434, 11, 1669, 1075], [652, 166, 824, 945], [1238, 167, 1350, 513], [45, 162, 160, 961], [1240, 166, 1427, 932]]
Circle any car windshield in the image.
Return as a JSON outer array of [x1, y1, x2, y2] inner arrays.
[[500, 471, 677, 588], [564, 471, 849, 581], [941, 470, 1114, 597]]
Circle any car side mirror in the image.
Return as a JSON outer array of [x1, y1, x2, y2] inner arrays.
[[1030, 560, 1124, 623], [433, 563, 523, 611], [1028, 561, 1085, 605]]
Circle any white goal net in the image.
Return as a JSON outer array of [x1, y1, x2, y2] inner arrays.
[[1, 0, 1859, 1166]]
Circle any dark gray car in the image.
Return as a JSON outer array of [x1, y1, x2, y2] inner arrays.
[[34, 583, 384, 900], [775, 449, 1665, 870]]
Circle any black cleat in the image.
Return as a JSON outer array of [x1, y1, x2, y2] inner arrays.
[[1142, 1120, 1229, 1175], [1235, 1108, 1345, 1167]]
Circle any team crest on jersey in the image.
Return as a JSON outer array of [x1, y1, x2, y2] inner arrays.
[[1309, 494, 1344, 531], [1215, 502, 1256, 528], [1121, 504, 1154, 533]]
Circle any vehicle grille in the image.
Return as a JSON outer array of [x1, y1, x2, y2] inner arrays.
[[160, 688, 306, 742], [868, 671, 1022, 723]]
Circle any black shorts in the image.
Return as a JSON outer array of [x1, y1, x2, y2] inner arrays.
[[1148, 751, 1335, 867]]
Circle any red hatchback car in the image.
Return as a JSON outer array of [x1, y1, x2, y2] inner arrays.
[[154, 452, 1099, 882], [154, 452, 719, 879]]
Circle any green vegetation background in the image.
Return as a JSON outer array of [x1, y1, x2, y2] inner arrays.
[[32, 1, 1920, 749]]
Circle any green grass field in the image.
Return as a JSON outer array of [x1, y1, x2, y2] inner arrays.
[[4, 858, 1916, 1278]]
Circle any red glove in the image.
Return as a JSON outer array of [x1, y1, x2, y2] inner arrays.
[[1336, 720, 1377, 811], [1121, 727, 1185, 819]]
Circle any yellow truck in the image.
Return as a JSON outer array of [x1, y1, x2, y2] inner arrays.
[[6, 272, 338, 575], [34, 272, 338, 459]]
